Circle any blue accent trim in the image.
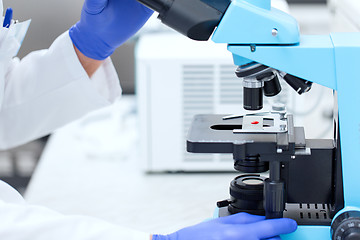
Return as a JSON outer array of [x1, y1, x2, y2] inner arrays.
[[212, 0, 300, 44], [281, 226, 331, 240], [331, 32, 360, 208]]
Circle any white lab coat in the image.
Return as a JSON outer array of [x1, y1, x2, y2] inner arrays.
[[0, 2, 149, 240]]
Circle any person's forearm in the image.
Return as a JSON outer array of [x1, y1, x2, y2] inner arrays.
[[73, 44, 103, 77]]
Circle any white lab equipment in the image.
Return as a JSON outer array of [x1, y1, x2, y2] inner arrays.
[[136, 33, 253, 172]]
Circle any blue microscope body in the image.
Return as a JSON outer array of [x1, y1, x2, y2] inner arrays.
[[137, 0, 360, 238], [212, 1, 360, 238]]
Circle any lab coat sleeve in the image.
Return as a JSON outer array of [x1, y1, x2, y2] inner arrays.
[[0, 31, 122, 149], [0, 180, 149, 240], [0, 199, 149, 240]]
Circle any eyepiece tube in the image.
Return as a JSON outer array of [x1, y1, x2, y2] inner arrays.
[[137, 0, 173, 14], [137, 0, 231, 41]]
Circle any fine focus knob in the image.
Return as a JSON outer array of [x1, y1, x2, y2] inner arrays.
[[331, 211, 360, 240]]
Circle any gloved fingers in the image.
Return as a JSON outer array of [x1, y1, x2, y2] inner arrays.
[[217, 212, 265, 224], [84, 0, 108, 15], [251, 218, 297, 239]]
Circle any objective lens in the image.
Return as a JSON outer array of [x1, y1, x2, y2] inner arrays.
[[243, 78, 264, 111], [264, 74, 281, 97]]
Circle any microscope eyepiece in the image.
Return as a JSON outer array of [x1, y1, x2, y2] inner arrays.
[[136, 0, 231, 41]]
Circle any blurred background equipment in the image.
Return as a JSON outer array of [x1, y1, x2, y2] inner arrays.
[[0, 138, 46, 193]]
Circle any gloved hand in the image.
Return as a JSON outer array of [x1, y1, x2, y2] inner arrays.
[[152, 212, 297, 240], [69, 0, 153, 60]]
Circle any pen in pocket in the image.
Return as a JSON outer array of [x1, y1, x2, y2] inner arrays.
[[3, 8, 13, 28]]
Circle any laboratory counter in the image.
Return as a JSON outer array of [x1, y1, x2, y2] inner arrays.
[[25, 96, 238, 234]]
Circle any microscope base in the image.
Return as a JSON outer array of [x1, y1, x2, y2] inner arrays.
[[215, 204, 332, 239], [217, 203, 332, 226]]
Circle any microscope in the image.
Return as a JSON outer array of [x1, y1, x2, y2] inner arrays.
[[136, 0, 360, 239]]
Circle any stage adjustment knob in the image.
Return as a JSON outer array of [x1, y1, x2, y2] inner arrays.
[[331, 211, 360, 240]]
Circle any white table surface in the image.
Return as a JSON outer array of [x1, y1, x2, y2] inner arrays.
[[25, 96, 238, 234]]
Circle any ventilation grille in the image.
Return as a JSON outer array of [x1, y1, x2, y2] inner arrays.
[[297, 203, 329, 220], [284, 203, 332, 226], [220, 65, 243, 105], [183, 65, 214, 162]]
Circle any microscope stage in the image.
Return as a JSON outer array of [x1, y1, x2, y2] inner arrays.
[[186, 114, 299, 155]]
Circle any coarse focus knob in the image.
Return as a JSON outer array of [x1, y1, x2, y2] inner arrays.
[[331, 211, 360, 240]]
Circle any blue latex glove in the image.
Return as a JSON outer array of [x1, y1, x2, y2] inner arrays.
[[152, 213, 297, 240], [69, 0, 153, 60]]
